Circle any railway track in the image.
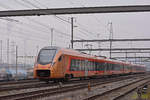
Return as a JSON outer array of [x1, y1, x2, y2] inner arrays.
[[84, 76, 150, 100], [0, 81, 46, 91], [0, 74, 146, 93], [0, 74, 148, 100], [0, 79, 37, 86]]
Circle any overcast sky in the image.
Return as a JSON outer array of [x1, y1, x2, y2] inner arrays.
[[0, 0, 150, 64]]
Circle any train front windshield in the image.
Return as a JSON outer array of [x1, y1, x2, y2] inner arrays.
[[37, 49, 56, 65]]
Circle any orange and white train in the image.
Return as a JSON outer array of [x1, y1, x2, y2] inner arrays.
[[34, 46, 146, 82]]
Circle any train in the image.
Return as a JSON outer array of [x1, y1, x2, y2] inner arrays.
[[0, 68, 32, 81], [0, 68, 13, 81], [34, 46, 146, 83]]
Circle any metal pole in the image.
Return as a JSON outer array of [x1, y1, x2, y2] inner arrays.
[[36, 45, 39, 56], [97, 34, 101, 56], [109, 22, 113, 59], [125, 50, 128, 61], [71, 17, 74, 49], [51, 28, 54, 46], [0, 40, 2, 63], [7, 39, 9, 70], [135, 53, 136, 64], [23, 40, 26, 71], [16, 45, 18, 76]]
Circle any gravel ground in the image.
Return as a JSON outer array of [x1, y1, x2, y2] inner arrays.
[[0, 81, 43, 88], [0, 82, 84, 97], [118, 84, 150, 100], [39, 78, 140, 100]]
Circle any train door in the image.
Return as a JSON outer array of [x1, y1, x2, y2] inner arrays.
[[84, 60, 88, 77], [107, 63, 111, 75], [61, 55, 65, 76], [57, 55, 64, 77], [103, 62, 107, 75]]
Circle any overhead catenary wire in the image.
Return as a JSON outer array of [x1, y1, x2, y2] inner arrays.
[[22, 0, 85, 40], [0, 23, 48, 42], [0, 18, 51, 39], [0, 1, 72, 40], [14, 0, 33, 8], [0, 18, 72, 44], [23, 0, 95, 40], [0, 1, 98, 40], [0, 2, 73, 41], [0, 1, 104, 44], [68, 0, 107, 36], [0, 3, 47, 40], [0, 18, 50, 42], [22, 0, 40, 9]]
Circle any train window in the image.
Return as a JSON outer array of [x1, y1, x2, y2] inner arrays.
[[80, 60, 84, 71], [106, 63, 109, 71], [95, 62, 98, 71], [120, 65, 123, 70], [78, 60, 81, 71], [90, 61, 95, 71], [103, 63, 107, 71], [90, 62, 93, 71], [113, 64, 119, 71], [82, 61, 84, 70], [107, 63, 112, 71], [97, 62, 100, 71], [58, 56, 62, 61], [87, 61, 90, 71], [84, 60, 88, 71], [70, 59, 102, 71], [93, 62, 96, 71], [102, 63, 106, 71], [118, 64, 120, 70], [76, 60, 80, 71], [112, 64, 115, 70], [37, 49, 56, 65], [70, 59, 76, 71], [91, 61, 94, 71], [88, 61, 91, 71], [89, 61, 92, 71], [96, 62, 105, 71], [91, 61, 96, 71], [85, 60, 87, 71], [79, 60, 84, 71]]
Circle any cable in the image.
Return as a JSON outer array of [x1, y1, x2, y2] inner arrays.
[[0, 20, 49, 42], [14, 0, 32, 8], [0, 1, 85, 42], [68, 1, 107, 37], [22, 0, 92, 39], [22, 0, 40, 9], [33, 0, 47, 8], [0, 2, 74, 40], [0, 18, 51, 38], [0, 3, 11, 9]]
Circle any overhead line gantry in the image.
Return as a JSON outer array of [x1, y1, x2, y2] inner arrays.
[[76, 48, 150, 51], [73, 38, 150, 43], [0, 5, 150, 17]]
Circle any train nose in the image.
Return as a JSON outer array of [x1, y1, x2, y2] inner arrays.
[[36, 70, 50, 77]]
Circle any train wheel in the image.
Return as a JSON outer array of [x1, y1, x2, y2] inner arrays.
[[45, 80, 49, 84], [80, 77, 84, 80], [53, 79, 58, 83], [64, 74, 71, 82]]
